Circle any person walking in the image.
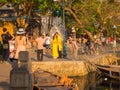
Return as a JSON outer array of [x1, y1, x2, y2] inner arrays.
[[68, 37, 78, 60], [14, 28, 26, 61], [35, 34, 45, 61]]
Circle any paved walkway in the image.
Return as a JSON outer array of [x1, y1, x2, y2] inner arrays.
[[0, 63, 12, 90]]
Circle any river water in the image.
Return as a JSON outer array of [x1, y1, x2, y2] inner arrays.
[[72, 60, 120, 90]]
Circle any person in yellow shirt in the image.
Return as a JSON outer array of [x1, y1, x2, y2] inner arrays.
[[57, 32, 63, 58], [51, 33, 59, 59], [51, 32, 63, 59]]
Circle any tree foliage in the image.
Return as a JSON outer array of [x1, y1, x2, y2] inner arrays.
[[64, 0, 120, 40], [0, 0, 120, 39]]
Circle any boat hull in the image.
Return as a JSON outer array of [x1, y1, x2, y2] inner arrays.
[[96, 64, 120, 80]]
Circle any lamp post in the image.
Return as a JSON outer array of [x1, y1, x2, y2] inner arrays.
[[112, 25, 117, 54], [72, 27, 76, 41], [53, 0, 67, 58], [53, 0, 66, 40], [112, 25, 117, 40]]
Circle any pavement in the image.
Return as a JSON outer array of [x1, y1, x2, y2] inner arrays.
[[0, 63, 12, 90]]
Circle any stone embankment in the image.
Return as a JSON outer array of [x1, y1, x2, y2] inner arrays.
[[32, 53, 118, 77]]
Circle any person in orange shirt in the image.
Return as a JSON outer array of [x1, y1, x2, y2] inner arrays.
[[35, 34, 45, 61]]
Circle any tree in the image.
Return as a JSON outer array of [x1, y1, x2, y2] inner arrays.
[[64, 0, 120, 40], [64, 0, 100, 40], [0, 0, 120, 39]]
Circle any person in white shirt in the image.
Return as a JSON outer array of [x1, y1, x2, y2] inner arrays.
[[44, 34, 51, 54]]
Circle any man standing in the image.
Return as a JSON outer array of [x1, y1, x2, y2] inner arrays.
[[56, 32, 63, 58], [1, 28, 11, 62], [35, 34, 45, 61], [68, 37, 78, 60], [51, 32, 63, 59]]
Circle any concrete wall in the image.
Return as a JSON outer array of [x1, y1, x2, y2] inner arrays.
[[32, 53, 118, 77]]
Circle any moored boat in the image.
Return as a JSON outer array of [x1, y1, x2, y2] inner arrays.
[[33, 69, 78, 90], [95, 64, 120, 80]]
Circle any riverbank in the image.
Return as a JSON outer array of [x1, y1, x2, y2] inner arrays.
[[32, 53, 118, 77]]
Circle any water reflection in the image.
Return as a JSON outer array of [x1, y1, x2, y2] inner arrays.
[[71, 60, 120, 90], [72, 72, 99, 90], [72, 72, 120, 90], [98, 77, 120, 90]]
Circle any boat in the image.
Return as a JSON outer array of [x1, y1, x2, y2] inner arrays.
[[33, 68, 78, 90], [95, 64, 120, 80]]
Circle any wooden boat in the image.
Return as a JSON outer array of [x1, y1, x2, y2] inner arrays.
[[33, 69, 78, 90], [95, 64, 120, 80]]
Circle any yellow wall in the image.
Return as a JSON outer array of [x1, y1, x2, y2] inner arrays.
[[0, 22, 14, 42]]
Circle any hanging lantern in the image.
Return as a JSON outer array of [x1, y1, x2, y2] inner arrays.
[[36, 9, 40, 13], [23, 16, 27, 19], [55, 10, 61, 16]]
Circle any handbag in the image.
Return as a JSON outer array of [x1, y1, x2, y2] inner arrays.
[[43, 44, 46, 47], [3, 44, 9, 49]]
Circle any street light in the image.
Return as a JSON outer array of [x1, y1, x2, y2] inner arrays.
[[72, 27, 76, 41], [53, 0, 66, 41], [112, 25, 117, 54], [112, 25, 117, 39], [53, 0, 67, 58]]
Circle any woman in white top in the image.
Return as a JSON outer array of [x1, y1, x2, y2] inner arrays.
[[44, 34, 51, 54]]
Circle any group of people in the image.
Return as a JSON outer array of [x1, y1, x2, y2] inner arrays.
[[0, 28, 27, 63], [35, 32, 63, 61], [0, 27, 88, 63], [35, 32, 79, 61], [0, 27, 71, 63]]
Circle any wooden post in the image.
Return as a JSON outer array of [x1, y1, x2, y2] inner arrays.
[[10, 51, 32, 90]]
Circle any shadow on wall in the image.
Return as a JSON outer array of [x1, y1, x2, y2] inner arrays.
[[0, 81, 9, 90]]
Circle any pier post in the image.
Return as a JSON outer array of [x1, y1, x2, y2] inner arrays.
[[10, 51, 32, 90]]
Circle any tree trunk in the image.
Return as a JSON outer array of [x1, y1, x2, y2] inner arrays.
[[65, 7, 94, 41]]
